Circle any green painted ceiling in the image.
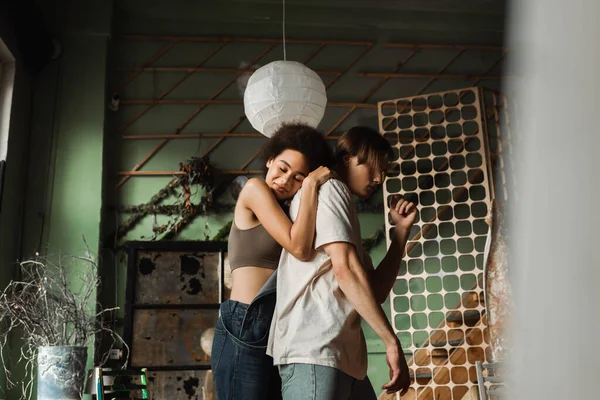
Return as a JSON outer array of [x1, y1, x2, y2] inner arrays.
[[115, 0, 507, 44]]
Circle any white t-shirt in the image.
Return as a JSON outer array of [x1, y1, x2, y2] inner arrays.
[[266, 179, 372, 379]]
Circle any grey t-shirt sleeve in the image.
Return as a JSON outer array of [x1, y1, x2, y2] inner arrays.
[[314, 180, 356, 250]]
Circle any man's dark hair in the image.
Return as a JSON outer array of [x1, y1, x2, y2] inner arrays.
[[334, 126, 392, 174]]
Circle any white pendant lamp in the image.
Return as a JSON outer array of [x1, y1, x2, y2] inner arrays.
[[243, 0, 327, 137]]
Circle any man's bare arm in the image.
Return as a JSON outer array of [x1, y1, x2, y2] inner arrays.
[[325, 241, 409, 394], [371, 197, 417, 303], [370, 227, 410, 304]]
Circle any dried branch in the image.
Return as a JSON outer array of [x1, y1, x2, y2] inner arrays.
[[0, 241, 124, 399]]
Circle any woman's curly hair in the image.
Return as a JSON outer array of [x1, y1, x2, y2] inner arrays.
[[259, 123, 333, 172]]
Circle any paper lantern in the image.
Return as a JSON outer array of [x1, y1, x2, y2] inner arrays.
[[244, 60, 327, 137]]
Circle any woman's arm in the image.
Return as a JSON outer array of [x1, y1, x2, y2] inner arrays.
[[240, 171, 330, 261]]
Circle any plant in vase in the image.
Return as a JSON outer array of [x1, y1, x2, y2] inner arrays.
[[0, 243, 126, 400]]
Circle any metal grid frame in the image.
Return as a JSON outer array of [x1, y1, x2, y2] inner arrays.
[[484, 90, 512, 204], [480, 89, 513, 366], [113, 36, 506, 185], [123, 240, 228, 371], [379, 87, 493, 400]]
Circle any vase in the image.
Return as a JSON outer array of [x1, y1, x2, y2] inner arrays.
[[37, 346, 87, 400]]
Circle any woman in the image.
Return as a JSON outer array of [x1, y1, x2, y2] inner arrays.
[[211, 123, 334, 400]]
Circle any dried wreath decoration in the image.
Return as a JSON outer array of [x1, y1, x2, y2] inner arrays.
[[0, 238, 127, 399], [113, 156, 217, 244], [179, 156, 215, 190], [153, 157, 216, 240]]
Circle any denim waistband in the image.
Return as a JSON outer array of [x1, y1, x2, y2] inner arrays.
[[220, 293, 276, 325], [218, 292, 276, 346]]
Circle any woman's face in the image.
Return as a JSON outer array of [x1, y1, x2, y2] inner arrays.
[[265, 149, 310, 201]]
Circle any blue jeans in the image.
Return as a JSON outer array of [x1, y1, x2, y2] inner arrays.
[[211, 297, 281, 400], [279, 364, 377, 400]]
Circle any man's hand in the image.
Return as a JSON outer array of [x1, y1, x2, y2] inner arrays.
[[390, 195, 417, 232], [382, 341, 411, 395]]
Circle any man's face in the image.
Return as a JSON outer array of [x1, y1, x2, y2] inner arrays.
[[344, 155, 387, 199]]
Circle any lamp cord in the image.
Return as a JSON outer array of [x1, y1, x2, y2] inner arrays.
[[282, 0, 287, 61]]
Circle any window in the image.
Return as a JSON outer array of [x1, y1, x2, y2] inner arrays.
[[0, 38, 15, 212]]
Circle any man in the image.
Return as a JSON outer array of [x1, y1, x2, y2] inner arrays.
[[267, 126, 417, 399]]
